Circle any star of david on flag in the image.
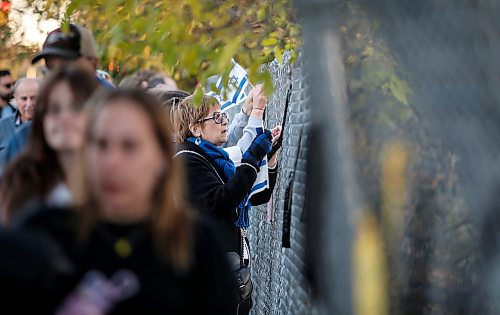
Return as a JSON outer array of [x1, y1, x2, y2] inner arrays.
[[206, 59, 253, 112]]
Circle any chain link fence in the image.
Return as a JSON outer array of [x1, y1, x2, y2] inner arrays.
[[297, 0, 500, 314], [227, 1, 500, 314]]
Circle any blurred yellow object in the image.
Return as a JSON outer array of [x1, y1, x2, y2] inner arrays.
[[0, 11, 6, 26], [26, 66, 37, 78], [381, 141, 409, 245], [115, 238, 133, 258], [354, 214, 389, 315]]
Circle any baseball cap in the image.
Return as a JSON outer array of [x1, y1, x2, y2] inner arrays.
[[32, 24, 98, 64]]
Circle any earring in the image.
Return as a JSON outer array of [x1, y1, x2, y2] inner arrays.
[[195, 137, 201, 145]]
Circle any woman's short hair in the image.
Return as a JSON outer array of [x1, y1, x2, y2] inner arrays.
[[170, 94, 219, 143]]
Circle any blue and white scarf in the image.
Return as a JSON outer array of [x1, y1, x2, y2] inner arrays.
[[187, 137, 252, 228]]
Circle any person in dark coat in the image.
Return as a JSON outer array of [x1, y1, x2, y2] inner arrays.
[[0, 226, 74, 315], [171, 94, 279, 314], [17, 90, 237, 315]]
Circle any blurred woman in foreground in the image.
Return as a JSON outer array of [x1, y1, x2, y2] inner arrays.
[[23, 89, 237, 314]]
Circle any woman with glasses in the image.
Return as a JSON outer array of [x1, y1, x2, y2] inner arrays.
[[171, 94, 279, 315], [0, 67, 97, 224]]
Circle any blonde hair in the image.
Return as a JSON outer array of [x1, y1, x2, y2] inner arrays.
[[81, 89, 195, 272], [170, 94, 219, 142]]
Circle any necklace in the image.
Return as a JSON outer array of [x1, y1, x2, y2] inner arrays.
[[95, 223, 148, 259], [114, 238, 133, 258]]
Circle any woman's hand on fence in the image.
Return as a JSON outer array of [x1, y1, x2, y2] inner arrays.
[[252, 84, 268, 110], [242, 89, 253, 116], [271, 125, 282, 145], [268, 125, 283, 161], [250, 85, 268, 120]]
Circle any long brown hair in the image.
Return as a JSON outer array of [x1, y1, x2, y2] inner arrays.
[[81, 89, 195, 272], [0, 67, 98, 219]]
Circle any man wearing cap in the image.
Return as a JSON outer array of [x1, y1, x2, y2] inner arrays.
[[0, 24, 115, 167], [31, 23, 114, 90], [0, 70, 16, 119]]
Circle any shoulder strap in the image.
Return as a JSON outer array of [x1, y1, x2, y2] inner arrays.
[[175, 150, 226, 184]]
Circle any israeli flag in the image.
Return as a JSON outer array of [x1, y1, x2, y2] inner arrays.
[[224, 146, 269, 201], [206, 59, 253, 112]]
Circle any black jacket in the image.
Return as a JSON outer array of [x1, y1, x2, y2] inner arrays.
[[176, 141, 278, 253], [18, 208, 238, 315]]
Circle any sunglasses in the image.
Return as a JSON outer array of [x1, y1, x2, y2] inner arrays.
[[198, 112, 228, 124]]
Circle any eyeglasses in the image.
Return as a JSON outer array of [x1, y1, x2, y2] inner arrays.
[[198, 112, 228, 124]]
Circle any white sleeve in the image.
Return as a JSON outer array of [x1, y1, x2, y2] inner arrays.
[[224, 110, 249, 148], [237, 116, 264, 153]]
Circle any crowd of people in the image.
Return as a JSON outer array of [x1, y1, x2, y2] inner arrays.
[[0, 23, 282, 315]]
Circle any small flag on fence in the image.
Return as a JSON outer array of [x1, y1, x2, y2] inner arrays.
[[206, 59, 253, 112]]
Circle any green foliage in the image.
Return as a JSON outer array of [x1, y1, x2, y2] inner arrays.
[[384, 75, 410, 106], [23, 0, 300, 92]]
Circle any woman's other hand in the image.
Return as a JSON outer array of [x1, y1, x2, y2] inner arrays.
[[271, 125, 282, 146], [242, 89, 253, 116], [252, 84, 268, 110]]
